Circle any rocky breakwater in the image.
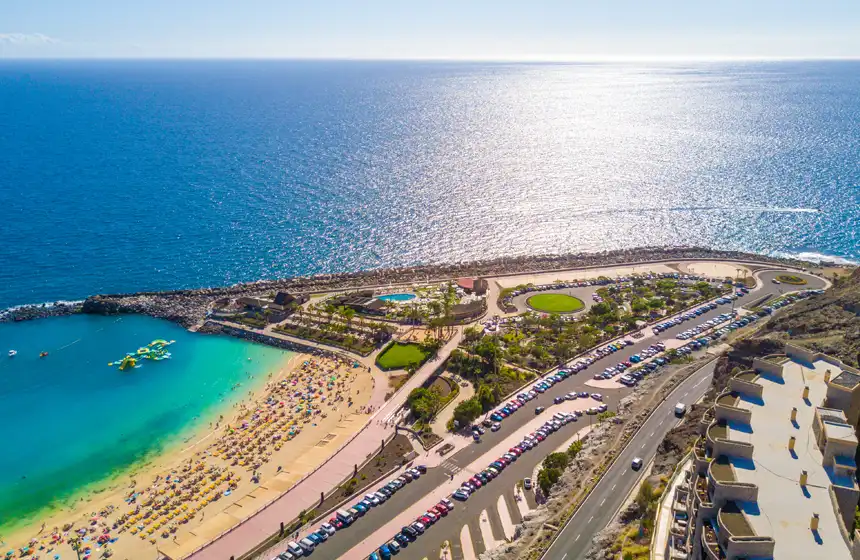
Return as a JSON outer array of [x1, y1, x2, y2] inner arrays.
[[80, 292, 216, 329], [0, 300, 83, 323]]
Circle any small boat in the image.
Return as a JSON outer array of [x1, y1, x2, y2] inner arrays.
[[39, 351, 49, 358], [8, 350, 16, 357]]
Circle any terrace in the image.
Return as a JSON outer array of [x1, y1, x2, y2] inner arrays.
[[717, 501, 754, 537], [734, 371, 758, 383], [709, 456, 735, 483]]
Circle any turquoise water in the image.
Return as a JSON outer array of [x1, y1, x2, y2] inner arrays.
[[0, 314, 291, 529], [377, 293, 416, 302]]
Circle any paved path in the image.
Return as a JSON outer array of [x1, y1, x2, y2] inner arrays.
[[429, 377, 474, 435], [186, 328, 463, 560]]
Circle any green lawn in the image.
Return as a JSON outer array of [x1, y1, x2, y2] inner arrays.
[[776, 274, 807, 285], [526, 293, 585, 313], [376, 342, 430, 370]]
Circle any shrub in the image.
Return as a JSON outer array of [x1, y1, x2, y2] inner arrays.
[[568, 439, 584, 458], [453, 398, 482, 426], [543, 452, 571, 471]]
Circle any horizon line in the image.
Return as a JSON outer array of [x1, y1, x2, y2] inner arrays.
[[1, 55, 860, 63]]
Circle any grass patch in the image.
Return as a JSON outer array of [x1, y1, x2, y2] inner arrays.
[[526, 293, 585, 313], [376, 342, 430, 371], [776, 274, 807, 285]]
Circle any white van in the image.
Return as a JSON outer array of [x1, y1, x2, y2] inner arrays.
[[299, 537, 315, 552], [674, 402, 687, 416], [286, 542, 303, 556]]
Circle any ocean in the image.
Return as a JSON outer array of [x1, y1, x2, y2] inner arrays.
[[0, 60, 858, 310], [0, 314, 291, 529]]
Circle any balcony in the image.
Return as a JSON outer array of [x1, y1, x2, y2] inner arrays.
[[710, 456, 735, 483], [701, 523, 724, 560], [695, 475, 711, 505], [717, 501, 754, 537], [717, 501, 775, 559]]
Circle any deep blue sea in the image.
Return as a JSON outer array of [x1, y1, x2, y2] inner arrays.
[[0, 60, 858, 309]]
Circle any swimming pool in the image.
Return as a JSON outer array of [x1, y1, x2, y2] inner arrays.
[[377, 293, 416, 302]]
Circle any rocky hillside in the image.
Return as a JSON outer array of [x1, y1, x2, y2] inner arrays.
[[760, 268, 860, 366]]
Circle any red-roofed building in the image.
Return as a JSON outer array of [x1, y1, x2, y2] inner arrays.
[[456, 277, 488, 295]]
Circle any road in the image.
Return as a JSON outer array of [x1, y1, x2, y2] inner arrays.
[[542, 360, 717, 560], [312, 269, 826, 560]]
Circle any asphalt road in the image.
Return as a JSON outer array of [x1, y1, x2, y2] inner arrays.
[[292, 270, 825, 559], [542, 360, 717, 560]]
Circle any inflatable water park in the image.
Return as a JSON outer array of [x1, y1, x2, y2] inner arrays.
[[109, 339, 175, 371]]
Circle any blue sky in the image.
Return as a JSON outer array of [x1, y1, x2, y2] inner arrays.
[[2, 0, 859, 59]]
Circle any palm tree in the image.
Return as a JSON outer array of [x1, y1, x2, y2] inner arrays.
[[342, 306, 356, 332]]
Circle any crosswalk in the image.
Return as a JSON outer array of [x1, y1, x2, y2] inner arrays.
[[440, 459, 462, 474]]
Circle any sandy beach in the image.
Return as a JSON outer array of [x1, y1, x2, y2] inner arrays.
[[2, 352, 375, 560]]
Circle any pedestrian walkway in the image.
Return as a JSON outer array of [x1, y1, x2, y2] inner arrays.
[[439, 459, 462, 475]]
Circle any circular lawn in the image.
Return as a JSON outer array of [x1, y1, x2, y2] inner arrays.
[[776, 274, 807, 285], [526, 293, 585, 313]]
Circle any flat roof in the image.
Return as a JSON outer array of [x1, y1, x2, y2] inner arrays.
[[728, 357, 854, 559], [823, 420, 858, 443], [831, 369, 860, 389]]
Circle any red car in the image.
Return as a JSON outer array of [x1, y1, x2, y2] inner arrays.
[[330, 517, 344, 529], [432, 505, 447, 516], [419, 515, 433, 525], [498, 456, 510, 465], [510, 447, 522, 455], [469, 476, 482, 488]]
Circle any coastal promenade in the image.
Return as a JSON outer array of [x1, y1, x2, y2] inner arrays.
[[184, 328, 464, 560]]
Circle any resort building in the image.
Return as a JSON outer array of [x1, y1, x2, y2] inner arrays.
[[687, 344, 860, 560], [456, 277, 489, 295]]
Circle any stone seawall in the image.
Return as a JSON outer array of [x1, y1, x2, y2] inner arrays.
[[1, 246, 825, 327], [199, 322, 345, 358]]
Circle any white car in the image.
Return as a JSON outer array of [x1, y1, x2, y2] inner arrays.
[[365, 493, 380, 506], [320, 523, 336, 535]]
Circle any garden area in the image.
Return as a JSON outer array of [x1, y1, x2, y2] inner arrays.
[[404, 375, 460, 446], [480, 276, 732, 371], [776, 274, 807, 285], [526, 293, 585, 313], [376, 341, 432, 371], [444, 340, 536, 430], [273, 304, 396, 355]]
